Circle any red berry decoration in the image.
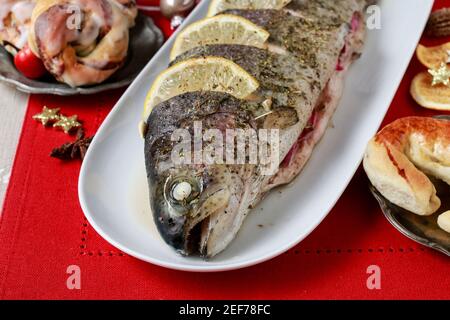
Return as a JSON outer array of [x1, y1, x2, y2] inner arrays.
[[14, 45, 47, 79]]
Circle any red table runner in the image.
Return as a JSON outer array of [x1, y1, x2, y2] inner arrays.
[[1, 1, 449, 300]]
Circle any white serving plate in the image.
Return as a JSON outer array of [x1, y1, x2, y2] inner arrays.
[[79, 0, 434, 272]]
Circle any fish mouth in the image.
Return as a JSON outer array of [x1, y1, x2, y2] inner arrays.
[[152, 173, 232, 257], [184, 185, 231, 256]]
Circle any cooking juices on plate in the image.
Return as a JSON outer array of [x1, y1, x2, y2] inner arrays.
[[142, 0, 371, 258]]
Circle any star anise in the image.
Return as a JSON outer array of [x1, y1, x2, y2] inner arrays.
[[50, 128, 94, 161]]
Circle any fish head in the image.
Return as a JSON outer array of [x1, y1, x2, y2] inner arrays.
[[150, 164, 254, 256], [145, 92, 256, 257]]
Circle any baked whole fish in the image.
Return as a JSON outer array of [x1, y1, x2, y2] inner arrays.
[[144, 0, 370, 257]]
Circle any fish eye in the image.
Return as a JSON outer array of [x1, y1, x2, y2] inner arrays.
[[165, 176, 202, 208]]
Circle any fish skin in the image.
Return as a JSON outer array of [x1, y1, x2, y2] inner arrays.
[[145, 0, 368, 257], [168, 6, 357, 185], [224, 8, 350, 90], [286, 0, 368, 22], [172, 44, 304, 128]]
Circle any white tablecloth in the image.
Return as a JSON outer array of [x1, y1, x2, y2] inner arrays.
[[0, 83, 28, 212]]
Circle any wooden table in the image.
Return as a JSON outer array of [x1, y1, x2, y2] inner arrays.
[[0, 83, 28, 212]]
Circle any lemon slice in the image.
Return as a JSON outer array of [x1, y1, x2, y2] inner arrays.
[[143, 57, 259, 120], [416, 43, 450, 69], [410, 72, 450, 110], [170, 14, 269, 61], [207, 0, 292, 17]]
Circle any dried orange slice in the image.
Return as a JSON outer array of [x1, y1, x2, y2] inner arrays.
[[416, 43, 450, 69], [410, 71, 450, 110]]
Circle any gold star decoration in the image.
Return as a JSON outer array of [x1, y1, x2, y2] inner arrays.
[[428, 62, 450, 86], [32, 106, 60, 126], [53, 115, 82, 134]]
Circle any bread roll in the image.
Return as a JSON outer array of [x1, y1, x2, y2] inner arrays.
[[363, 117, 450, 216]]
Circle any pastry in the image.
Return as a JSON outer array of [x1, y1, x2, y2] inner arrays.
[[28, 0, 137, 87], [0, 0, 35, 52], [364, 117, 450, 216]]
